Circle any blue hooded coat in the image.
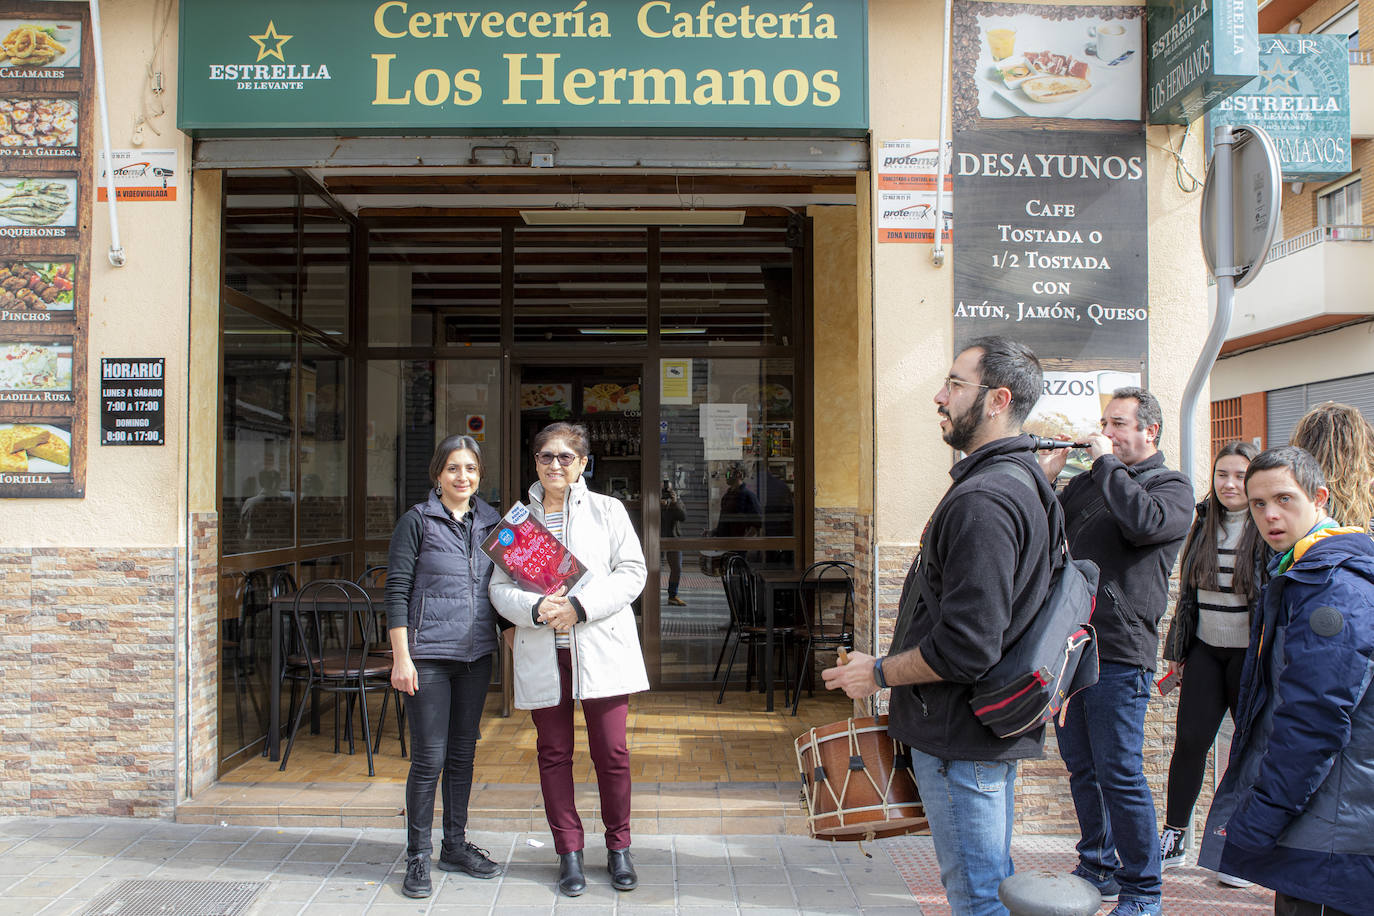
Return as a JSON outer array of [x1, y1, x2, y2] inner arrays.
[[1199, 528, 1374, 912]]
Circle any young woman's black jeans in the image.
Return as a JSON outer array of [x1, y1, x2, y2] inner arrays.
[[404, 654, 493, 859]]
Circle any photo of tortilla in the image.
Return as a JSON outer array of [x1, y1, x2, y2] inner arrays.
[[0, 422, 70, 472], [1021, 75, 1093, 103]]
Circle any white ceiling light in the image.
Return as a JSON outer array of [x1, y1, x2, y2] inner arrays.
[[520, 209, 745, 226]]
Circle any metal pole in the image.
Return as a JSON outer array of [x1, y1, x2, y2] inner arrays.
[[931, 0, 954, 267], [1179, 125, 1238, 484], [89, 0, 126, 267]]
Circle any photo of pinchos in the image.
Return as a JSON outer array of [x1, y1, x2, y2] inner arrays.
[[0, 20, 80, 69], [0, 259, 75, 311], [0, 421, 70, 473], [954, 3, 1142, 127], [0, 99, 77, 150], [0, 177, 75, 227], [0, 340, 72, 391]]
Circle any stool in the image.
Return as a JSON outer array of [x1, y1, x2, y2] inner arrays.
[[998, 872, 1101, 916]]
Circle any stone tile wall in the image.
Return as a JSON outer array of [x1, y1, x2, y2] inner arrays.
[[187, 513, 219, 797], [0, 547, 179, 817]]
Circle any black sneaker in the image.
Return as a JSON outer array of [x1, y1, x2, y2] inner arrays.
[[1160, 825, 1187, 870], [438, 840, 502, 878], [402, 853, 432, 898], [1070, 864, 1120, 903]]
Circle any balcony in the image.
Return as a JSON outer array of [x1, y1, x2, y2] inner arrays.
[[1352, 51, 1374, 140], [1219, 225, 1374, 354]]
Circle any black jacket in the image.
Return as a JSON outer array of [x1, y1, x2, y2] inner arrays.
[[1058, 451, 1194, 669], [385, 492, 505, 661], [886, 435, 1054, 761]]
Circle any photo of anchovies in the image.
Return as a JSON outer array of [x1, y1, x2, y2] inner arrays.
[[0, 178, 73, 226]]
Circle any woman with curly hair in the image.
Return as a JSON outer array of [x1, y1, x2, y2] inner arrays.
[[1289, 402, 1374, 531]]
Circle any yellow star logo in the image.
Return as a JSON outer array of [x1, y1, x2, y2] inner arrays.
[[249, 21, 292, 63]]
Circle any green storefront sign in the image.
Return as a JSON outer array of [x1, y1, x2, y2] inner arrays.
[[1146, 0, 1257, 125], [177, 1, 868, 135], [1211, 34, 1351, 180]]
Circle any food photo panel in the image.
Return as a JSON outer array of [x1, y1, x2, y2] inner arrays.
[[0, 98, 78, 156], [0, 418, 71, 474], [954, 2, 1144, 129], [0, 337, 73, 398], [0, 175, 77, 236], [0, 19, 81, 74], [0, 258, 75, 314]]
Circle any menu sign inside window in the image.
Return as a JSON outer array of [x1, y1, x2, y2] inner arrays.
[[0, 2, 91, 497], [100, 358, 165, 445], [952, 130, 1149, 363]]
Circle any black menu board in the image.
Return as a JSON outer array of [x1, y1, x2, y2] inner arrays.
[[953, 129, 1148, 365], [0, 2, 89, 496]]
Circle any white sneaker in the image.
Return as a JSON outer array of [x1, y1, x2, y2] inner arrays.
[[1159, 826, 1186, 870], [1217, 872, 1254, 888]]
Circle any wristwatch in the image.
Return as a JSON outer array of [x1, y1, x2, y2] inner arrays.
[[873, 656, 890, 690]]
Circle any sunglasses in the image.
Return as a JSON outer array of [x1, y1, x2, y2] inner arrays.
[[535, 451, 580, 467]]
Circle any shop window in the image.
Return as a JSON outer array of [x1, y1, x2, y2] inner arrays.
[[301, 196, 352, 340], [365, 359, 502, 539], [660, 225, 795, 345], [222, 306, 296, 555], [223, 174, 298, 316], [514, 227, 648, 344], [299, 343, 350, 546], [369, 227, 502, 346], [1319, 178, 1362, 227]]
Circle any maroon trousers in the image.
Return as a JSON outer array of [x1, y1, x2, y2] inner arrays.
[[530, 647, 632, 854]]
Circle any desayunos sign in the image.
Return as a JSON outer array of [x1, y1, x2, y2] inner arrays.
[[177, 1, 868, 134], [1146, 0, 1258, 125], [1211, 33, 1350, 180]]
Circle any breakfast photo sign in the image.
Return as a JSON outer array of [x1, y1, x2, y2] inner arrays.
[[953, 2, 1145, 131]]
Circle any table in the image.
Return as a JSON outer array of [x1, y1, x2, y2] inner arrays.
[[267, 586, 386, 761], [753, 568, 849, 712], [265, 586, 514, 761]]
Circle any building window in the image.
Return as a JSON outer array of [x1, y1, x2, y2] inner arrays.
[[1319, 178, 1361, 227], [1316, 2, 1360, 50], [1210, 396, 1243, 457]]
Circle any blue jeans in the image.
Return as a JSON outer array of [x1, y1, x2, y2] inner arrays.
[[1055, 661, 1161, 905], [909, 748, 1018, 916]]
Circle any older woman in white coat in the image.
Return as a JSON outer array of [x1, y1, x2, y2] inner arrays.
[[490, 421, 648, 898]]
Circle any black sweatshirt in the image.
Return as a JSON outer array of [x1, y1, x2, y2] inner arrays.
[[886, 435, 1055, 762]]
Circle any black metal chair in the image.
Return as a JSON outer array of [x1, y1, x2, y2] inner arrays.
[[226, 570, 267, 747], [716, 554, 794, 705], [355, 565, 388, 588], [789, 560, 856, 716], [279, 579, 394, 776]]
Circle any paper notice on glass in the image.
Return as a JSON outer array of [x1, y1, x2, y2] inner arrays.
[[700, 403, 748, 460], [481, 502, 589, 597], [660, 358, 692, 405]]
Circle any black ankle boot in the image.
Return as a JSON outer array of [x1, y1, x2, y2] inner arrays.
[[608, 847, 637, 891], [558, 850, 586, 897]]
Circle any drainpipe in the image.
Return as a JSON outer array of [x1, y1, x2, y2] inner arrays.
[[931, 0, 954, 267], [89, 0, 126, 267]]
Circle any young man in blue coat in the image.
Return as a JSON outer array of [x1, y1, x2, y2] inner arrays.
[[1199, 446, 1374, 916]]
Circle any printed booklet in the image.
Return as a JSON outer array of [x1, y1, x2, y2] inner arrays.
[[480, 502, 589, 596]]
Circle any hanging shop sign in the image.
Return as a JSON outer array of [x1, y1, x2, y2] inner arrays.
[[876, 139, 953, 244], [100, 358, 166, 446], [177, 1, 867, 135], [1146, 0, 1258, 126], [952, 129, 1149, 365], [953, 1, 1145, 132], [1210, 34, 1350, 181], [0, 1, 90, 497]]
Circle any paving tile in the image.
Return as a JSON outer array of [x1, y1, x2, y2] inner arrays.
[[5, 873, 84, 897], [615, 882, 676, 906], [677, 882, 743, 907], [738, 883, 796, 906], [495, 880, 561, 906], [264, 878, 330, 902], [730, 864, 791, 884]]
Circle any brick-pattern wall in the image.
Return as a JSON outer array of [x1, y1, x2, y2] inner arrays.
[[0, 548, 178, 817], [187, 513, 219, 796]]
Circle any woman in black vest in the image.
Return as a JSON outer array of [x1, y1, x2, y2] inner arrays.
[[386, 434, 507, 899]]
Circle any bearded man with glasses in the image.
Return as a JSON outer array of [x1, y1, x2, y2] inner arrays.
[[824, 336, 1056, 916]]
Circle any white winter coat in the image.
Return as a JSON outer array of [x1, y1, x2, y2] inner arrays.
[[489, 479, 649, 709]]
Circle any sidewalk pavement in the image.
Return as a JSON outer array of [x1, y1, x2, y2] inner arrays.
[[0, 816, 1276, 915]]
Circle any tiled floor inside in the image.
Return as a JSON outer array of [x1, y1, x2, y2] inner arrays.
[[224, 688, 854, 785]]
